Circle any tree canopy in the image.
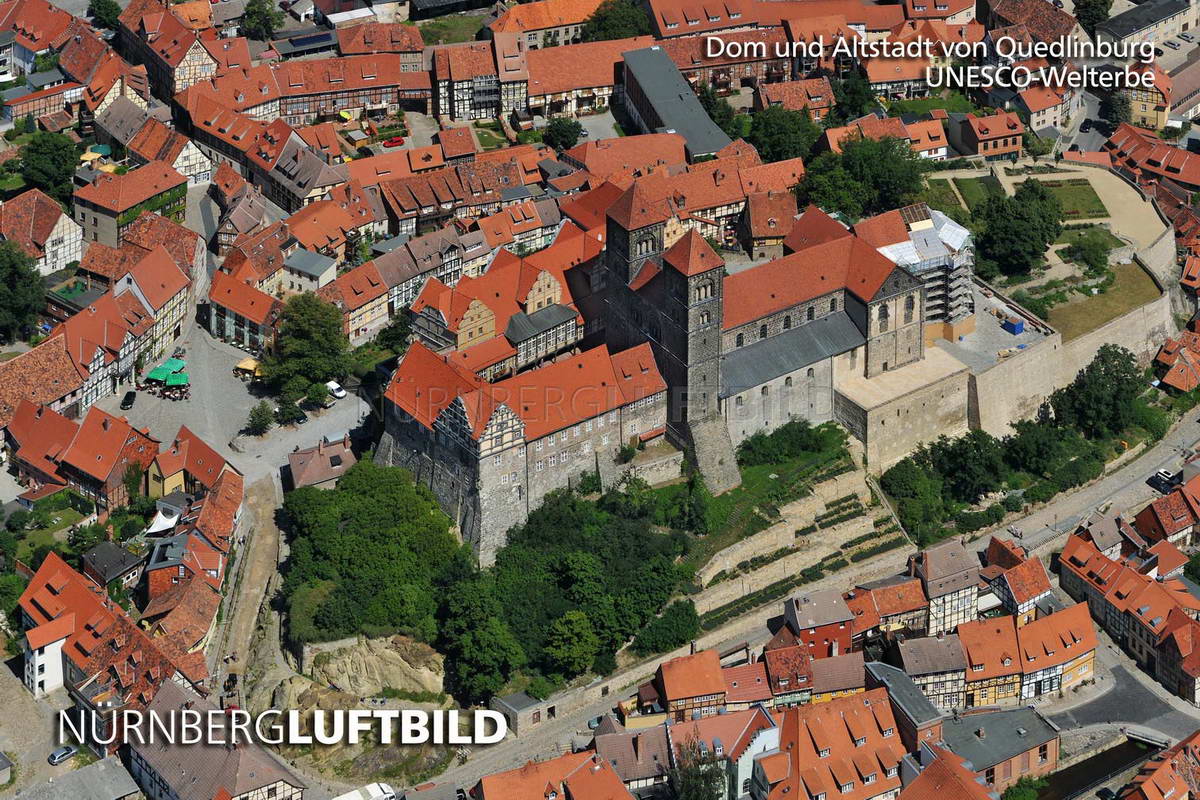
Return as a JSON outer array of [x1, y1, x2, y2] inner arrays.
[[1050, 343, 1142, 439], [543, 117, 584, 151], [974, 179, 1063, 278], [241, 0, 284, 39], [88, 0, 121, 28], [580, 0, 650, 41], [0, 241, 44, 343], [263, 292, 351, 392], [1099, 92, 1131, 127], [829, 73, 876, 124], [20, 132, 76, 203], [799, 136, 927, 219], [747, 105, 821, 164], [696, 84, 746, 140], [1073, 0, 1112, 36]]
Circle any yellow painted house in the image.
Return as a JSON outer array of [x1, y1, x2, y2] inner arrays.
[[148, 425, 237, 498]]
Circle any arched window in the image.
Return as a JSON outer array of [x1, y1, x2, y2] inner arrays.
[[636, 235, 655, 256], [695, 281, 712, 301], [904, 295, 915, 324], [759, 324, 768, 340], [735, 396, 744, 407], [783, 316, 791, 330], [806, 307, 815, 322], [879, 305, 890, 332], [807, 367, 815, 378], [830, 297, 838, 312], [785, 377, 793, 387], [736, 333, 744, 347], [699, 310, 710, 325], [761, 386, 770, 396]]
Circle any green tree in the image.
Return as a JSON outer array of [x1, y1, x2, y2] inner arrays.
[[5, 509, 30, 532], [544, 117, 584, 150], [20, 132, 76, 203], [88, 0, 121, 29], [580, 0, 650, 41], [1073, 0, 1112, 36], [927, 430, 1006, 503], [747, 105, 821, 163], [0, 573, 27, 615], [440, 574, 527, 704], [123, 463, 144, 500], [830, 73, 876, 124], [242, 0, 284, 39], [1003, 419, 1068, 476], [670, 738, 726, 800], [375, 313, 411, 354], [247, 400, 274, 436], [68, 523, 105, 554], [798, 152, 868, 218], [0, 241, 44, 342], [33, 53, 58, 73], [1003, 776, 1048, 800], [1051, 344, 1142, 439], [1066, 233, 1111, 275], [1099, 92, 1131, 127], [800, 136, 926, 219], [543, 610, 599, 677], [631, 599, 699, 655], [306, 381, 329, 408], [880, 457, 945, 540], [696, 83, 745, 140], [263, 292, 351, 391], [1023, 132, 1053, 159], [974, 183, 1062, 278]]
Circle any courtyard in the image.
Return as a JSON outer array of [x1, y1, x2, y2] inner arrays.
[[94, 327, 370, 484]]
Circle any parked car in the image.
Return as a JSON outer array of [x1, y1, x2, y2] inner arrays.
[[326, 380, 347, 399], [1166, 40, 1182, 49], [1053, 0, 1063, 7], [1148, 472, 1174, 494], [1080, 119, 1092, 133], [383, 136, 405, 147], [1097, 789, 1117, 800], [48, 746, 77, 766], [1157, 47, 1166, 56], [1182, 32, 1196, 42], [120, 390, 136, 410]]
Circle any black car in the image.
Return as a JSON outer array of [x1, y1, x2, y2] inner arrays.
[[1147, 473, 1173, 494], [1097, 789, 1117, 800], [1080, 119, 1092, 133], [120, 390, 136, 410]]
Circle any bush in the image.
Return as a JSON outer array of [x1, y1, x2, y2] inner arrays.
[[1024, 481, 1060, 505], [849, 537, 906, 562], [576, 469, 602, 494], [1002, 493, 1025, 513], [954, 503, 1005, 533], [1053, 456, 1103, 492], [736, 419, 840, 466], [630, 600, 699, 656]]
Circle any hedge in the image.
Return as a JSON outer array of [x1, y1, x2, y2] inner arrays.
[[849, 537, 907, 562], [1024, 481, 1060, 505], [954, 503, 1005, 533]]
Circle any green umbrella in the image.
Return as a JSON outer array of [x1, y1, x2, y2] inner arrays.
[[162, 358, 186, 373], [165, 372, 189, 387], [146, 366, 170, 382], [89, 144, 112, 156]]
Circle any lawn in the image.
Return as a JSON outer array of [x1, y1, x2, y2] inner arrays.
[[1055, 225, 1124, 248], [953, 176, 1005, 211], [888, 91, 977, 116], [921, 178, 964, 213], [417, 14, 484, 44], [1046, 262, 1161, 341], [1039, 178, 1108, 219], [15, 508, 85, 563], [473, 125, 506, 150]]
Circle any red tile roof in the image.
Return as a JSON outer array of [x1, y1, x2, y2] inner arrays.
[[318, 260, 387, 313], [208, 270, 282, 326], [561, 132, 686, 182], [659, 649, 724, 700], [7, 399, 78, 482], [127, 245, 190, 311], [760, 77, 836, 115], [155, 424, 232, 491], [899, 746, 993, 800], [957, 616, 1020, 681], [75, 161, 186, 213], [127, 117, 190, 166], [725, 229, 898, 330], [1016, 602, 1097, 671], [337, 21, 424, 54], [766, 689, 904, 800], [722, 661, 771, 703], [663, 230, 723, 277], [60, 406, 158, 484], [0, 336, 85, 430], [0, 0, 73, 54], [476, 752, 599, 799], [489, 0, 604, 33], [0, 188, 66, 260]]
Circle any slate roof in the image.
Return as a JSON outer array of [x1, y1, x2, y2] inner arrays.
[[865, 661, 942, 726], [721, 311, 864, 398], [13, 756, 138, 800], [621, 46, 733, 159], [940, 707, 1058, 772], [134, 681, 306, 799], [81, 541, 143, 584]]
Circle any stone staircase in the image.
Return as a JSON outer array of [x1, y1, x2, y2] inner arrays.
[[688, 415, 741, 494]]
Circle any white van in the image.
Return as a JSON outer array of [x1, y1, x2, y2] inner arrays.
[[332, 783, 397, 800], [326, 380, 348, 399]]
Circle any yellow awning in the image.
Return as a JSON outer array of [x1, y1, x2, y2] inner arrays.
[[79, 151, 102, 161]]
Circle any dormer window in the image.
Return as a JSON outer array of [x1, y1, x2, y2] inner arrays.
[[819, 748, 830, 758]]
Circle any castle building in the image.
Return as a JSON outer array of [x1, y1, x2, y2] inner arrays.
[[379, 341, 667, 564]]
